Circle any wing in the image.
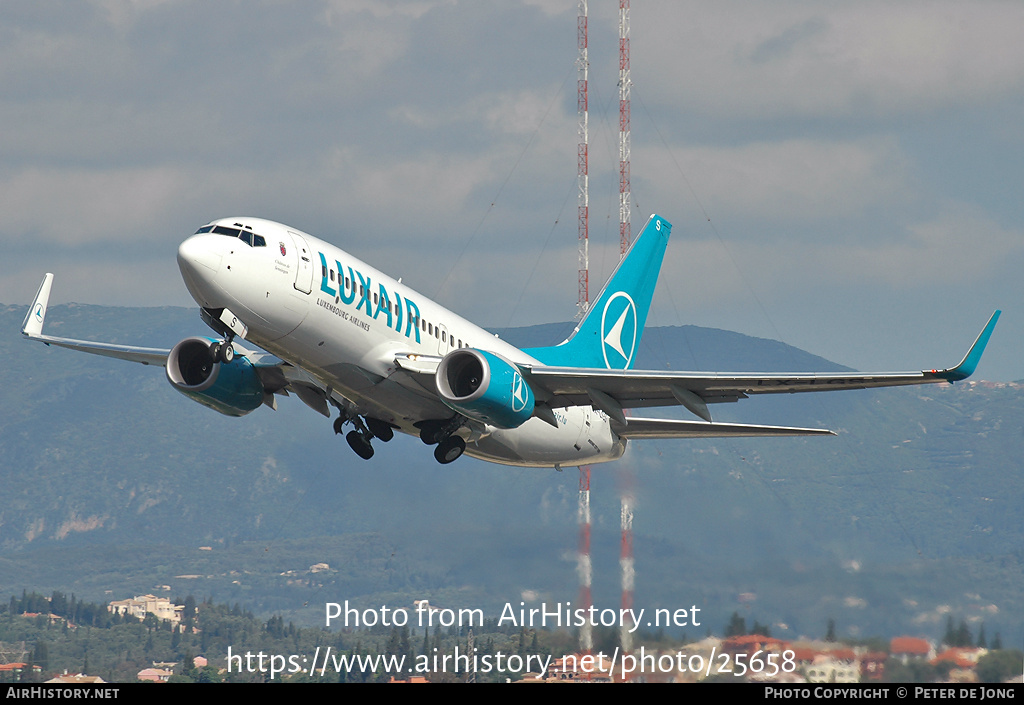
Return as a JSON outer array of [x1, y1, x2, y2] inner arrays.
[[522, 311, 1000, 423], [22, 273, 331, 416], [22, 273, 171, 366]]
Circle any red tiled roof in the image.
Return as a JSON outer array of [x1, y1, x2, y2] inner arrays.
[[891, 637, 930, 655]]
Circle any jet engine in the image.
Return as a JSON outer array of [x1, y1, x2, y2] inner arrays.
[[435, 349, 534, 429], [166, 337, 265, 416]]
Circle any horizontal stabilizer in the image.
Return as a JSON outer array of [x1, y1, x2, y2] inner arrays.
[[617, 417, 835, 439]]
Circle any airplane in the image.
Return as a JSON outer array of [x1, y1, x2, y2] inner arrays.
[[21, 213, 1000, 468]]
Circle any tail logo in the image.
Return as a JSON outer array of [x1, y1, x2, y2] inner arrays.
[[601, 292, 637, 369], [34, 303, 44, 322]]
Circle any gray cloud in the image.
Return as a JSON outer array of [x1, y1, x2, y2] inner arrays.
[[1, 1, 1020, 379]]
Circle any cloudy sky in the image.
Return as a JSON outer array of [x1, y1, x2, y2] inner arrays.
[[3, 0, 1022, 380]]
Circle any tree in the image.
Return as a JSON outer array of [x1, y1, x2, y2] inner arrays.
[[725, 612, 746, 637], [942, 615, 956, 647], [825, 619, 836, 642], [32, 640, 49, 673], [976, 650, 1024, 683], [954, 619, 972, 648], [182, 595, 196, 630]]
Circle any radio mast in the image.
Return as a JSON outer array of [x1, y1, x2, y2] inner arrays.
[[618, 0, 631, 255], [576, 0, 594, 657]]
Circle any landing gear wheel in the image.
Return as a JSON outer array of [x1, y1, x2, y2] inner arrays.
[[208, 341, 234, 363], [365, 418, 395, 442], [434, 436, 466, 464], [346, 431, 374, 460], [419, 421, 444, 445]]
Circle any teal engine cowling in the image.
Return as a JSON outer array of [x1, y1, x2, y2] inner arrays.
[[435, 349, 534, 429], [166, 337, 265, 416]]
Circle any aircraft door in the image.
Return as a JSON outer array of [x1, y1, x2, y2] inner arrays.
[[287, 231, 314, 294], [437, 323, 452, 356]]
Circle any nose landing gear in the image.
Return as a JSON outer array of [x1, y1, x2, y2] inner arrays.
[[208, 340, 234, 364], [200, 307, 247, 364]]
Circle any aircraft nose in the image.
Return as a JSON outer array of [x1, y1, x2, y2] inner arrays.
[[177, 235, 222, 275], [177, 234, 225, 307]]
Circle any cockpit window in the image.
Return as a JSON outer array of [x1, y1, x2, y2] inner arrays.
[[207, 224, 267, 247]]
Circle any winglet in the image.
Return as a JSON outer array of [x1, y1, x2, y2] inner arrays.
[[22, 273, 54, 338], [933, 310, 1000, 382]]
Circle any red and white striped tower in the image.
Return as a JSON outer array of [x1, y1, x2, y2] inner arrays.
[[577, 0, 590, 318], [578, 466, 593, 653], [618, 0, 635, 654], [618, 0, 632, 255], [620, 490, 635, 653], [576, 0, 594, 657]]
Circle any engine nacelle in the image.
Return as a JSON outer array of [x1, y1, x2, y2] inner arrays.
[[435, 349, 534, 429], [166, 337, 265, 416]]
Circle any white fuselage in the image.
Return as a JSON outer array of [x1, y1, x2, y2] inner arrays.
[[177, 217, 626, 467]]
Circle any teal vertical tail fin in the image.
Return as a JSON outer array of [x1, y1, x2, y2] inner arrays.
[[524, 214, 671, 369]]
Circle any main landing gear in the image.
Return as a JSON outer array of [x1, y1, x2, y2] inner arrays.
[[434, 436, 466, 464], [333, 412, 397, 461], [333, 411, 468, 465], [417, 417, 468, 465]]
